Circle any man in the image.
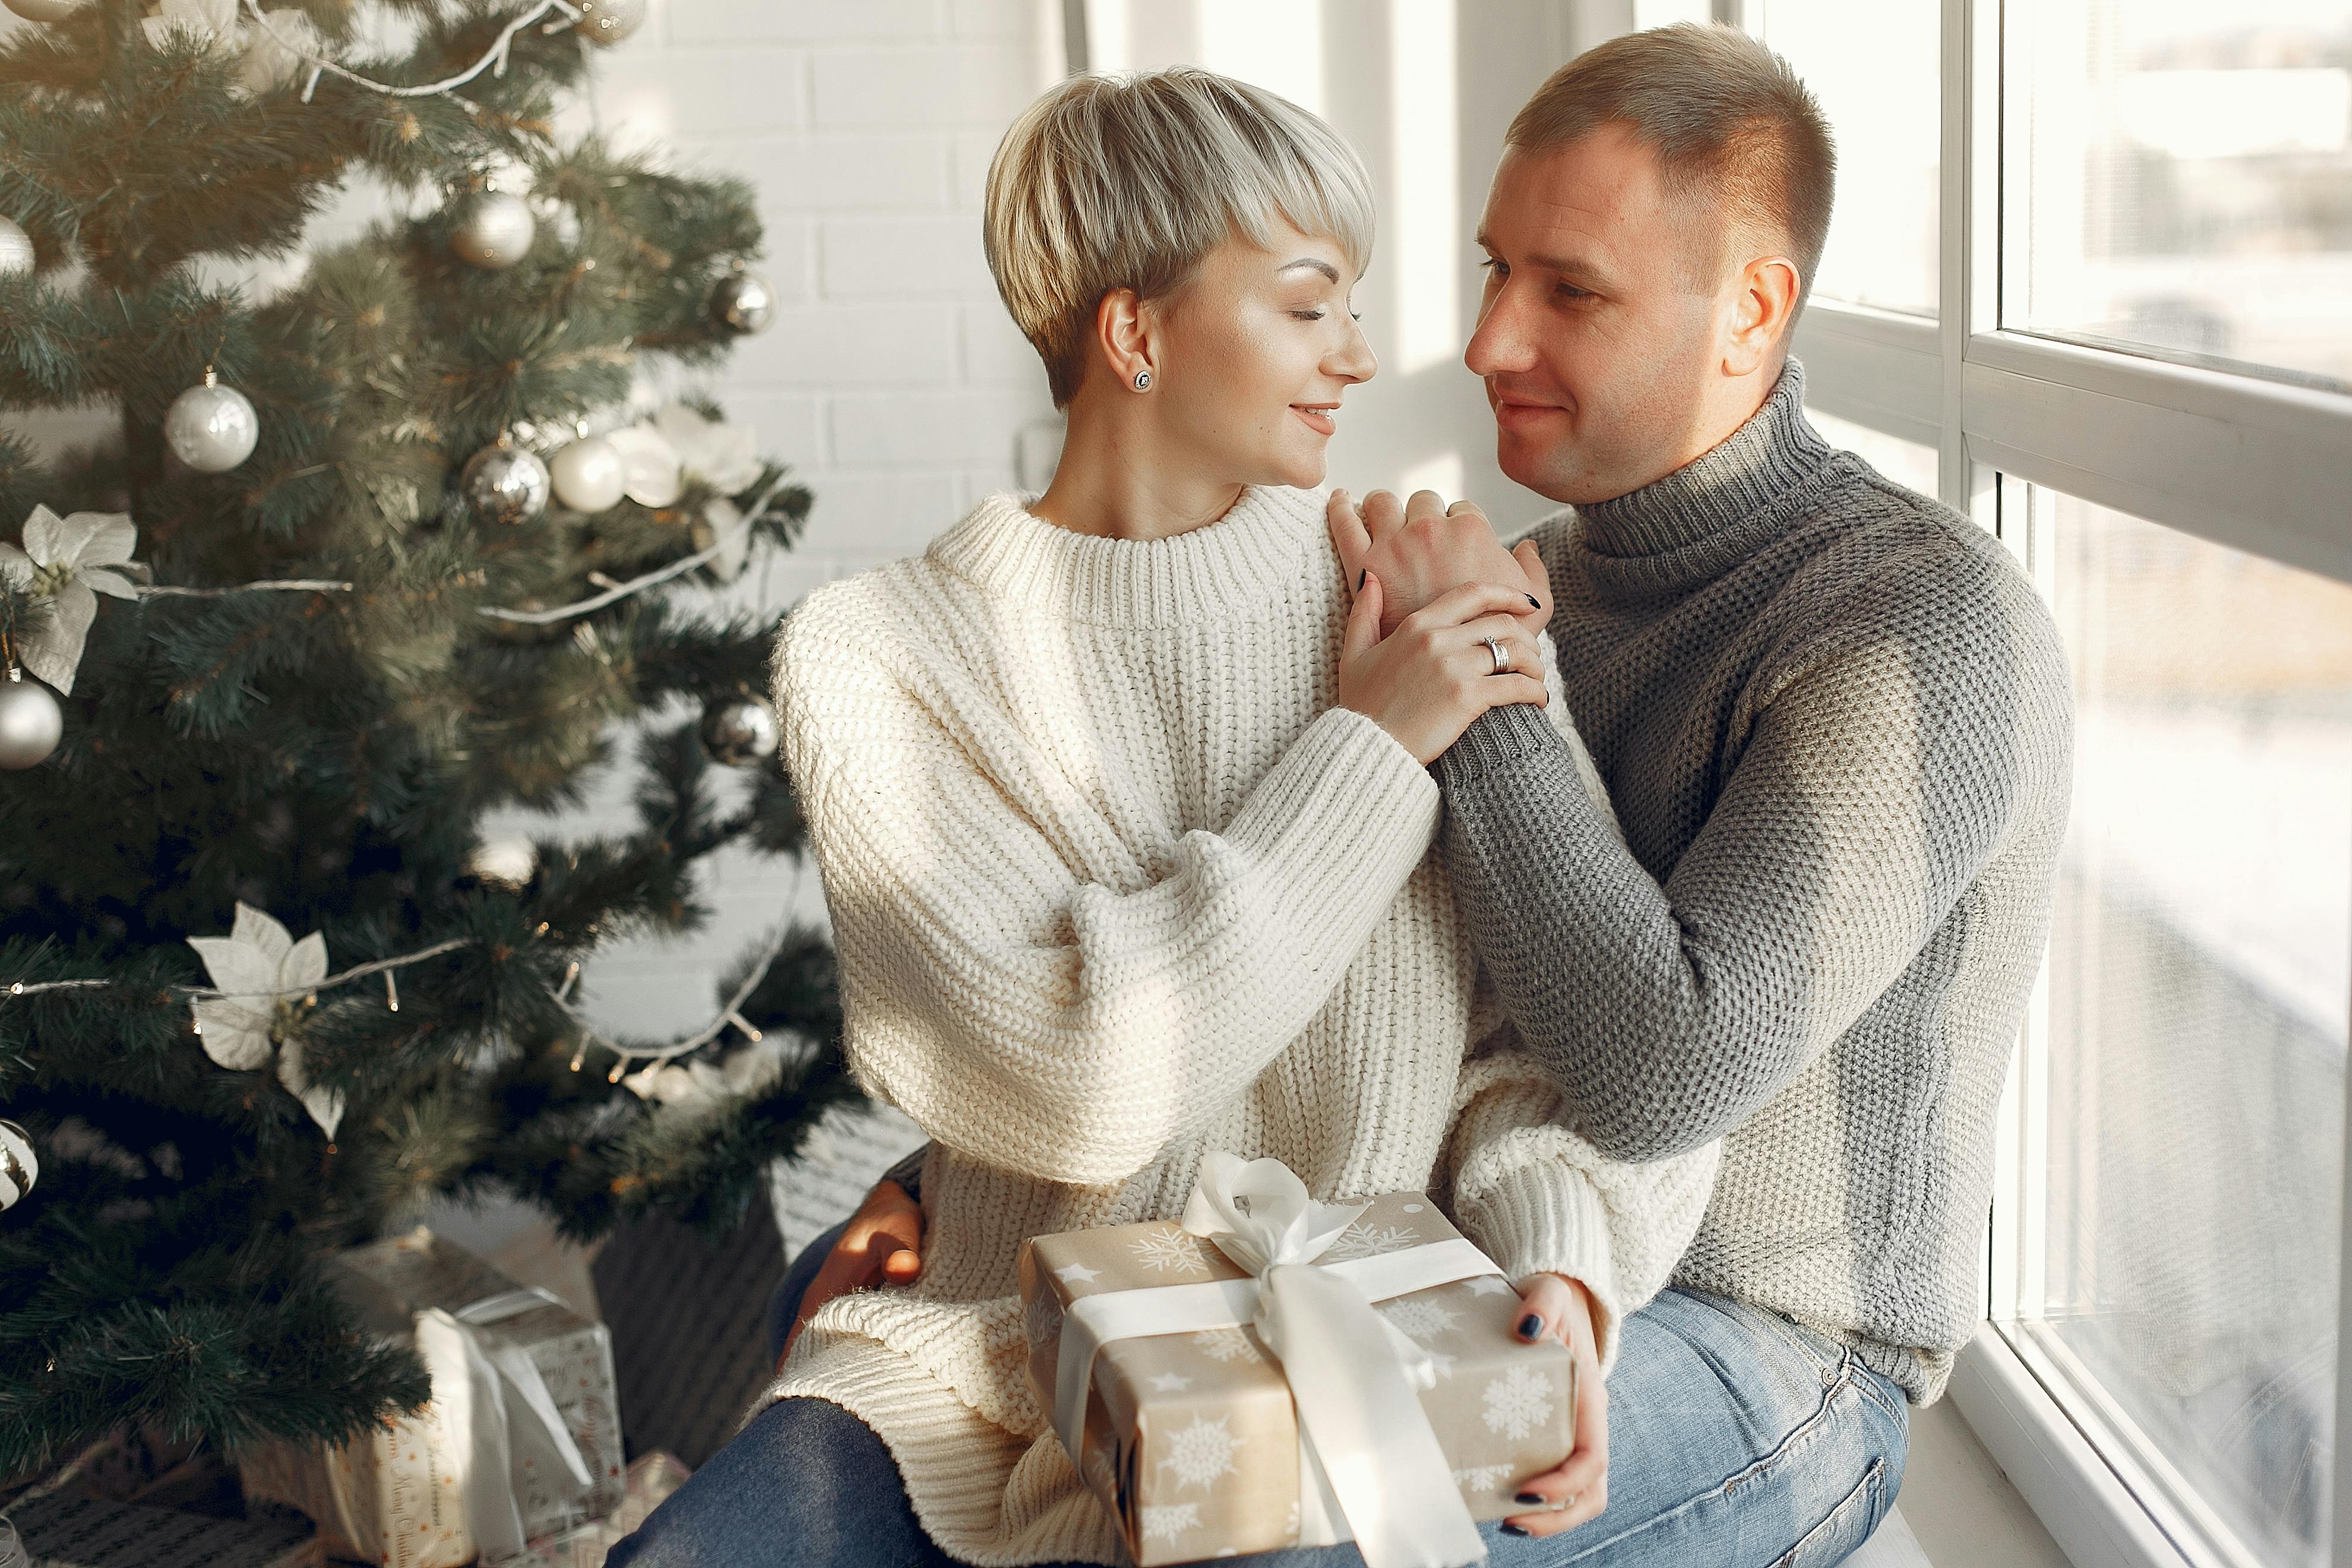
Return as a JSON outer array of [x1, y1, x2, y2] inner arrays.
[[783, 22, 2072, 1561]]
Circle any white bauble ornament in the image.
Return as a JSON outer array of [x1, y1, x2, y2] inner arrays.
[[707, 270, 776, 336], [163, 371, 260, 473], [549, 435, 627, 513], [453, 191, 536, 270], [2, 0, 90, 21], [459, 440, 551, 527], [575, 0, 646, 45], [0, 672, 63, 770], [699, 696, 779, 767], [0, 1120, 36, 1211], [466, 836, 538, 888], [0, 217, 33, 277]]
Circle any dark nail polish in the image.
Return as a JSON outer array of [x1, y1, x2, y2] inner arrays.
[[1517, 1313, 1543, 1338], [1500, 1523, 1532, 1538], [1357, 570, 1365, 591], [1514, 1491, 1545, 1506], [1526, 595, 1541, 608]]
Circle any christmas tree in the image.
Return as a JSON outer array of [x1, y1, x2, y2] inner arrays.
[[0, 0, 857, 1480]]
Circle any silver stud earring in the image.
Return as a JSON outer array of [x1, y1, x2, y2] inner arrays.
[[1134, 369, 1152, 391]]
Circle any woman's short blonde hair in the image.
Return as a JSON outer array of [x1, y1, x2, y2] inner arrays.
[[984, 67, 1376, 407]]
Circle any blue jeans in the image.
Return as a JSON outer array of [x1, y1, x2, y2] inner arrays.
[[607, 1221, 1907, 1567]]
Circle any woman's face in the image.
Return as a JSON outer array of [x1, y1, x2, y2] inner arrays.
[[1146, 222, 1377, 490]]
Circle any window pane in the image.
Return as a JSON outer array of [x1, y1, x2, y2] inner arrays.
[[1749, 0, 1940, 316], [2003, 0, 2352, 391], [2019, 483, 2352, 1565], [1803, 409, 1939, 497]]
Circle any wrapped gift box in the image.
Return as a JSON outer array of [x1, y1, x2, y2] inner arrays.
[[239, 1228, 624, 1568], [501, 1450, 690, 1568], [1017, 1188, 1577, 1566], [10, 1492, 317, 1568]]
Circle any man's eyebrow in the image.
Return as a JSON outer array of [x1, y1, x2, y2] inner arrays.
[[1277, 257, 1341, 283]]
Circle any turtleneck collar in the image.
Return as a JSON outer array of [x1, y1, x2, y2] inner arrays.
[[926, 485, 1324, 629], [1570, 359, 1836, 595]]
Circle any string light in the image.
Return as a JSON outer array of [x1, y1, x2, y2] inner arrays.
[[238, 0, 588, 109]]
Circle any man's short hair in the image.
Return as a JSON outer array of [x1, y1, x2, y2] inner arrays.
[[1507, 23, 1835, 308], [984, 67, 1376, 407]]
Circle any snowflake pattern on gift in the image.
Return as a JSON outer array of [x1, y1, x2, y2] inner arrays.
[[1190, 1326, 1260, 1364], [1083, 1440, 1118, 1495], [1023, 1288, 1064, 1349], [1141, 1502, 1202, 1544], [1481, 1365, 1557, 1441], [1128, 1225, 1210, 1277], [1157, 1414, 1244, 1492], [1452, 1463, 1517, 1496], [1323, 1221, 1421, 1262], [1379, 1297, 1464, 1343]]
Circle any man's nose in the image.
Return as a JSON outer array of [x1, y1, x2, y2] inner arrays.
[[1465, 285, 1536, 377]]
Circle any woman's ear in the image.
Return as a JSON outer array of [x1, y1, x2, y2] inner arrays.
[[1095, 287, 1157, 393]]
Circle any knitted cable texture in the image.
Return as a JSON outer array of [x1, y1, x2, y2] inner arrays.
[[1439, 362, 2075, 1404], [765, 485, 1718, 1566]]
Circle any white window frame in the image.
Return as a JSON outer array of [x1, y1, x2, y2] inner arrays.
[[1749, 1, 2352, 1565]]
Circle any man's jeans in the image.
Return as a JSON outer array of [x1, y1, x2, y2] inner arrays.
[[606, 1219, 1907, 1567]]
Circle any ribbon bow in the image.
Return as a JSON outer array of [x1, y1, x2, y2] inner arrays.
[[1054, 1153, 1494, 1568]]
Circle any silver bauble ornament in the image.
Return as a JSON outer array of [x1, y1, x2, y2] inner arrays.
[[0, 1120, 36, 1211], [0, 674, 62, 770], [549, 435, 627, 513], [163, 371, 260, 473], [2, 0, 90, 21], [0, 216, 33, 277], [460, 440, 552, 528], [708, 270, 776, 336], [699, 696, 779, 767], [453, 191, 536, 270], [465, 836, 538, 889], [576, 0, 646, 45]]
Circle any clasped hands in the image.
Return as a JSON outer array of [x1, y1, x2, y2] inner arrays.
[[1329, 487, 1557, 765]]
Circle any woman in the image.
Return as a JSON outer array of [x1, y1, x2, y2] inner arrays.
[[606, 68, 1716, 1568]]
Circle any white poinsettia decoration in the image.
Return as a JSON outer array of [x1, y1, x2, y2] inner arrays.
[[620, 1037, 785, 1116], [652, 403, 763, 495], [602, 425, 685, 508], [186, 902, 345, 1139], [0, 505, 140, 696], [691, 496, 752, 583], [143, 0, 325, 98]]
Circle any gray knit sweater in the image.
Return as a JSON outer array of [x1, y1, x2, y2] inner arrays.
[[1438, 362, 2074, 1402]]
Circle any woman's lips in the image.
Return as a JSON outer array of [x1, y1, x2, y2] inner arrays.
[[1291, 405, 1337, 436]]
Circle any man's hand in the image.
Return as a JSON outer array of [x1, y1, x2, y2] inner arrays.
[[778, 1177, 927, 1371], [1496, 1273, 1610, 1539], [1328, 488, 1553, 638]]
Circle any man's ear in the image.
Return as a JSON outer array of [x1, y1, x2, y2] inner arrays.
[[1722, 255, 1802, 378], [1093, 287, 1158, 393]]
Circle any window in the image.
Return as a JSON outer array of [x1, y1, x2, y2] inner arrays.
[[1750, 0, 1941, 316], [1739, 1, 2352, 1564], [2008, 482, 2352, 1567], [2003, 0, 2352, 393]]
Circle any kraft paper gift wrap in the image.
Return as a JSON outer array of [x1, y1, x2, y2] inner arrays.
[[239, 1227, 625, 1568], [1016, 1164, 1578, 1567]]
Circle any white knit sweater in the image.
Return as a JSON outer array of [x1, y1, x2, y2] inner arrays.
[[764, 486, 1718, 1566]]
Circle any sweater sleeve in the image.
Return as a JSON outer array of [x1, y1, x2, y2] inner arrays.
[[774, 592, 1442, 1188], [1434, 1044, 1718, 1376], [1435, 538, 2070, 1162]]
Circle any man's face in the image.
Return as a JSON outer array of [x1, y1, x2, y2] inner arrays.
[[1466, 128, 1732, 507]]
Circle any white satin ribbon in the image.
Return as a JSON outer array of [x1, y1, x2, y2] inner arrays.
[[415, 1289, 594, 1561], [1050, 1152, 1499, 1568]]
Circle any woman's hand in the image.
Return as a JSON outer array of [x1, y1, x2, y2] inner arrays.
[[1498, 1273, 1610, 1538], [779, 1176, 927, 1371], [1339, 576, 1550, 765], [1329, 488, 1553, 639]]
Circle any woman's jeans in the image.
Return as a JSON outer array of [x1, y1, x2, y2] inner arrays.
[[606, 1219, 1907, 1568]]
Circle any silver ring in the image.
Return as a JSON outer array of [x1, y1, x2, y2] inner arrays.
[[1482, 636, 1509, 675]]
